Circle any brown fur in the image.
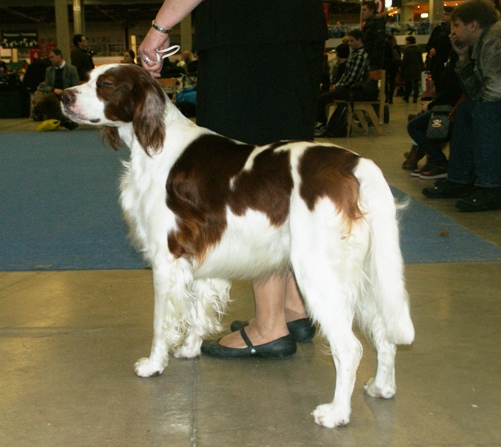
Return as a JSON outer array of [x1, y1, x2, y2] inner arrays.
[[96, 65, 166, 154], [166, 135, 293, 261], [299, 146, 364, 225]]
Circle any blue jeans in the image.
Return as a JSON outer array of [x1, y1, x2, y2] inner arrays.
[[407, 111, 448, 166], [448, 100, 501, 187]]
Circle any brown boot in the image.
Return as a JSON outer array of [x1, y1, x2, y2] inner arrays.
[[402, 145, 426, 170]]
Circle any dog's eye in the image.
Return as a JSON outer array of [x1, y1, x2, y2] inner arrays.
[[97, 80, 115, 89]]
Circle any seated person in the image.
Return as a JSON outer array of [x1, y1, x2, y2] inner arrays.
[[32, 48, 80, 130], [422, 0, 501, 212], [404, 52, 463, 179], [315, 29, 376, 137], [331, 42, 350, 85]]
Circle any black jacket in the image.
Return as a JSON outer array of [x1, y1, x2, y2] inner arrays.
[[70, 46, 95, 82], [425, 22, 452, 70], [363, 14, 387, 70], [193, 0, 327, 50]]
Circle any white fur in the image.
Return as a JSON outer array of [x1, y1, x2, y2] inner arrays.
[[62, 64, 414, 428]]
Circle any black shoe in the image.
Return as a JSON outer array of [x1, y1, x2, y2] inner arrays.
[[201, 328, 297, 359], [422, 179, 475, 199], [455, 187, 501, 212], [231, 317, 316, 343]]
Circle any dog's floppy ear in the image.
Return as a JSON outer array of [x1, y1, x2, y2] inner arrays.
[[132, 71, 166, 155], [101, 126, 124, 151]]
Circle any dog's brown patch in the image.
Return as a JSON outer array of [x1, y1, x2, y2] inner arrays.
[[298, 146, 363, 225], [166, 135, 293, 260]]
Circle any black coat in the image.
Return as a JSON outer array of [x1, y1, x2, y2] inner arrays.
[[401, 44, 423, 82], [363, 15, 387, 70]]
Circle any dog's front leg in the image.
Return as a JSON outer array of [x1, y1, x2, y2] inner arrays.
[[134, 265, 174, 378]]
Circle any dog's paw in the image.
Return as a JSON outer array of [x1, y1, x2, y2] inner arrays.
[[172, 342, 201, 359], [364, 377, 396, 399], [134, 357, 165, 378], [312, 403, 350, 428]]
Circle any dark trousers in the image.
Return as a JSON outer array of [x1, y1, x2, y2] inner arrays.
[[407, 111, 448, 166], [448, 99, 501, 187], [404, 80, 420, 101]]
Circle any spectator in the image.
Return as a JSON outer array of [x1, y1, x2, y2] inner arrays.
[[422, 0, 501, 212], [384, 33, 401, 104], [361, 1, 386, 70], [315, 29, 374, 137], [71, 34, 95, 82], [332, 43, 350, 84], [122, 49, 137, 64], [176, 50, 192, 71], [401, 35, 424, 103], [405, 52, 462, 178], [0, 60, 8, 76], [320, 53, 331, 92], [425, 6, 454, 94], [22, 54, 51, 93], [32, 48, 79, 130]]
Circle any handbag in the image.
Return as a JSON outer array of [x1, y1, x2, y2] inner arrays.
[[426, 105, 453, 139]]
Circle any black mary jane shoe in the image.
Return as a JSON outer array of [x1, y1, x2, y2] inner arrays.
[[201, 328, 297, 360], [230, 317, 316, 343]]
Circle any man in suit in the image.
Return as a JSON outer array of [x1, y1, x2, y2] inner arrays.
[[32, 48, 80, 130]]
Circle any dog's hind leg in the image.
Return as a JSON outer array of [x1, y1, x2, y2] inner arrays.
[[364, 334, 397, 399], [311, 308, 363, 428], [173, 278, 231, 359], [291, 216, 365, 426]]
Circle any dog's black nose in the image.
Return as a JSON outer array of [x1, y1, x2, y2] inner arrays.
[[61, 90, 76, 106]]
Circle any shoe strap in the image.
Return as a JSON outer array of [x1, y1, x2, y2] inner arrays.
[[239, 328, 255, 351]]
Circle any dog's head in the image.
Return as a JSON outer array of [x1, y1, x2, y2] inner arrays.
[[61, 64, 166, 153]]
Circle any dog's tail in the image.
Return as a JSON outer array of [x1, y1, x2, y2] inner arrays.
[[354, 158, 415, 345]]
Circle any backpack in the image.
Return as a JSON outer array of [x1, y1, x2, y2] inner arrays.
[[325, 103, 348, 137]]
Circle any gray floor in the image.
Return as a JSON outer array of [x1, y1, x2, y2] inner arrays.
[[1, 101, 500, 447]]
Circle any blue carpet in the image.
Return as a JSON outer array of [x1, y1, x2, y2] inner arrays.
[[1, 130, 500, 271]]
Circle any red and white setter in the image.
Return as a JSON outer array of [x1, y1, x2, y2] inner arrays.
[[61, 64, 414, 428]]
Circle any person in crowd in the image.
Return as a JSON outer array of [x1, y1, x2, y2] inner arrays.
[[425, 6, 454, 94], [70, 34, 95, 82], [315, 29, 373, 137], [384, 33, 401, 104], [361, 1, 386, 70], [176, 50, 192, 72], [122, 49, 137, 64], [404, 52, 462, 178], [22, 54, 51, 93], [401, 35, 424, 103], [331, 42, 350, 84], [138, 0, 327, 357], [0, 60, 8, 76], [422, 0, 501, 212], [31, 48, 79, 130], [320, 53, 331, 92]]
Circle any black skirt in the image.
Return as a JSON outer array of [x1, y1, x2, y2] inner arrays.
[[196, 41, 325, 145]]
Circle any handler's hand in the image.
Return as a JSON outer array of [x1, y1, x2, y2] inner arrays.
[[138, 28, 171, 78]]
